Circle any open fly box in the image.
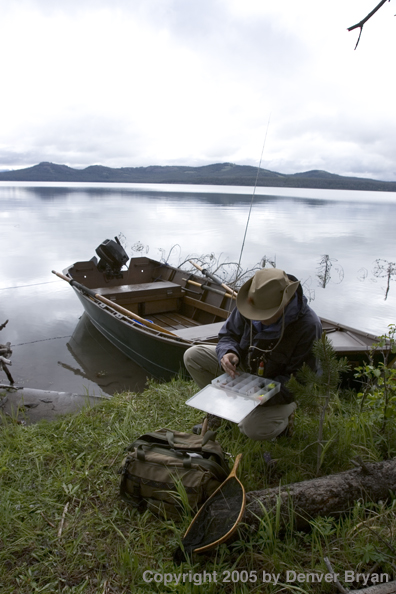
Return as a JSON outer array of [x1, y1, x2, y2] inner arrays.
[[186, 372, 281, 424]]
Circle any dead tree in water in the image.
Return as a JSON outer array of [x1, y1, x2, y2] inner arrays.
[[316, 254, 344, 288], [373, 259, 396, 300]]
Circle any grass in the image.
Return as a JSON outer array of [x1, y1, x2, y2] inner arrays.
[[1, 376, 396, 593]]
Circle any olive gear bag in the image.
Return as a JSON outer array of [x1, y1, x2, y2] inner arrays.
[[118, 428, 230, 520]]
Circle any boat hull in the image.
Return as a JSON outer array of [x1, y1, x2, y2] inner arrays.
[[74, 288, 192, 381]]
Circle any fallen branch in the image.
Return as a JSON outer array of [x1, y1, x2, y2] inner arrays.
[[57, 502, 69, 538], [325, 556, 396, 593], [245, 457, 396, 531], [0, 361, 14, 384], [354, 581, 396, 593], [40, 511, 56, 529], [324, 557, 350, 593], [0, 341, 14, 384]]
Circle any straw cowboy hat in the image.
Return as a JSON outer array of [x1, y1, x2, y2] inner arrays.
[[236, 268, 300, 322]]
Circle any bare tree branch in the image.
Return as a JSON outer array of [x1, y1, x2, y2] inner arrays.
[[348, 0, 391, 49]]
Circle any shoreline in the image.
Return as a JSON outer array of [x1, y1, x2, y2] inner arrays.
[[0, 386, 108, 424]]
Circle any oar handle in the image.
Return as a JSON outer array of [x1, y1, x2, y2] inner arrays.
[[52, 270, 72, 284], [52, 270, 179, 338], [189, 260, 238, 297], [182, 278, 235, 300], [52, 270, 97, 299]]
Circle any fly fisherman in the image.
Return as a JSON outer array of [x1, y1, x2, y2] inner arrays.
[[184, 268, 322, 441]]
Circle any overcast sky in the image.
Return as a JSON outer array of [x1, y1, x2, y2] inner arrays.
[[1, 0, 395, 180]]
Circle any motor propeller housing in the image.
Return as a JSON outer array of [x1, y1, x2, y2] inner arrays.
[[95, 237, 129, 277]]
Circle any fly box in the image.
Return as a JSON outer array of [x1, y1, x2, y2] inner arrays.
[[186, 372, 280, 424]]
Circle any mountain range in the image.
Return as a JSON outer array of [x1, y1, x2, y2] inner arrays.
[[0, 161, 395, 192]]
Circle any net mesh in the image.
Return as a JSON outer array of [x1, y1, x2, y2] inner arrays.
[[173, 477, 244, 564]]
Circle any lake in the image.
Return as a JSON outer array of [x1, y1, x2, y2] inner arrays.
[[1, 182, 395, 396]]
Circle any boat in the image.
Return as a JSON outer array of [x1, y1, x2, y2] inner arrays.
[[56, 238, 384, 382]]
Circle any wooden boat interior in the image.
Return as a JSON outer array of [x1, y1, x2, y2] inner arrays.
[[66, 256, 235, 340]]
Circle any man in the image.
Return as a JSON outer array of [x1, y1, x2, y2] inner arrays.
[[184, 268, 322, 440]]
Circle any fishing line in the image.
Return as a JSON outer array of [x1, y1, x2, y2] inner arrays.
[[235, 114, 271, 280], [0, 280, 60, 291], [12, 335, 72, 347]]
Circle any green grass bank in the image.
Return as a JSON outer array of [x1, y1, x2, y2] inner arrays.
[[1, 375, 396, 594]]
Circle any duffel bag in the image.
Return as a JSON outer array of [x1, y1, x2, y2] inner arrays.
[[118, 428, 230, 519]]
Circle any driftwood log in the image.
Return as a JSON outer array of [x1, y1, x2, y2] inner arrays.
[[0, 345, 14, 384], [0, 321, 14, 384], [245, 457, 396, 531]]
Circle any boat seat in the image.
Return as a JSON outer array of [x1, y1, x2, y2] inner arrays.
[[182, 295, 230, 319], [93, 281, 183, 316], [173, 321, 225, 342]]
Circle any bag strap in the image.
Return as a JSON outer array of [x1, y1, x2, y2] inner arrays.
[[128, 430, 220, 453], [166, 430, 175, 447], [134, 444, 228, 480], [136, 444, 194, 469], [165, 429, 217, 448], [202, 430, 217, 445]]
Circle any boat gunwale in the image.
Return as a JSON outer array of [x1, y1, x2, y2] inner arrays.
[[320, 316, 380, 342]]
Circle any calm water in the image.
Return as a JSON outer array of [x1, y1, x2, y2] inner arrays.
[[1, 182, 395, 396]]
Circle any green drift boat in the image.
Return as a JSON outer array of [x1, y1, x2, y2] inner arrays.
[[56, 239, 384, 381]]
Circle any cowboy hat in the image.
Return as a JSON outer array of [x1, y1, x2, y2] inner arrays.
[[236, 268, 300, 322]]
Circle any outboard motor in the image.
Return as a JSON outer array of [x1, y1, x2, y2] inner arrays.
[[95, 237, 129, 278]]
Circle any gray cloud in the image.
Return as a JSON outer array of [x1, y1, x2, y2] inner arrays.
[[1, 0, 395, 180]]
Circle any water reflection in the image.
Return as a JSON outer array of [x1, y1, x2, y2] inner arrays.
[[65, 314, 149, 395], [1, 182, 395, 394], [1, 181, 372, 210]]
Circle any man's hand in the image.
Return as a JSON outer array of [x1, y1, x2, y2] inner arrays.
[[221, 352, 240, 378]]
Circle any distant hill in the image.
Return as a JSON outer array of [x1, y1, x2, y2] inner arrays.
[[1, 161, 396, 192]]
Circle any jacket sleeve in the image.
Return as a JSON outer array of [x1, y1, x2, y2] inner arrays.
[[216, 308, 248, 365]]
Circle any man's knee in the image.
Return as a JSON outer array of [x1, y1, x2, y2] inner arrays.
[[184, 344, 216, 368], [238, 402, 297, 441], [184, 345, 206, 371], [239, 416, 286, 441], [183, 344, 219, 389]]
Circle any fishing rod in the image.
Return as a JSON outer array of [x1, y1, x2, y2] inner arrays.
[[189, 117, 271, 300], [236, 114, 271, 275]]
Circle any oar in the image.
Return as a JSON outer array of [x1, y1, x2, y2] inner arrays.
[[189, 261, 238, 297], [182, 278, 236, 299], [52, 270, 179, 337], [173, 453, 245, 563]]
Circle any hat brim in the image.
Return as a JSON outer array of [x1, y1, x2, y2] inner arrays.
[[237, 277, 300, 321]]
